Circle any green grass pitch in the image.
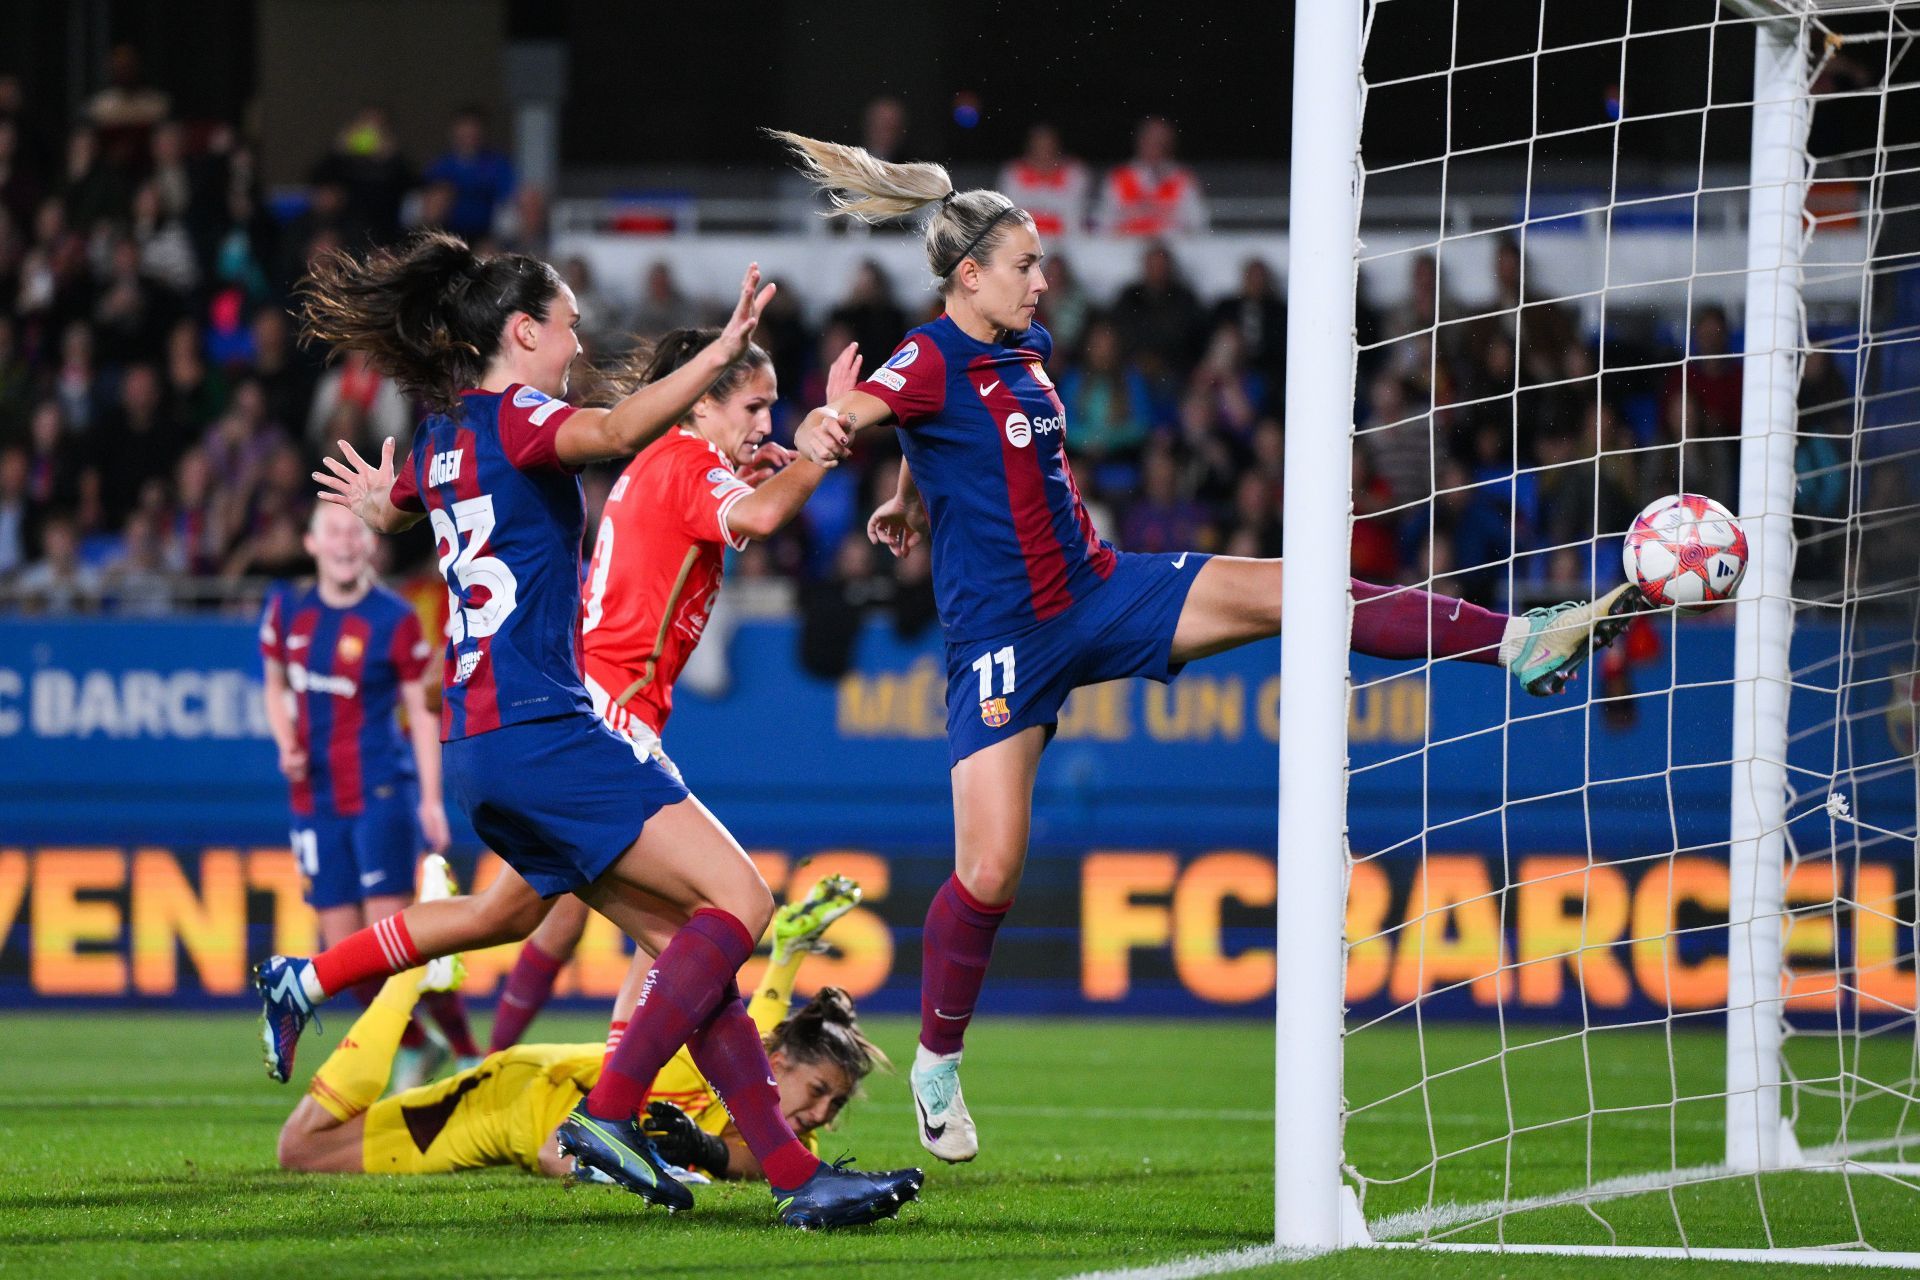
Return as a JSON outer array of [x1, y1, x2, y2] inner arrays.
[[2, 1012, 1916, 1278]]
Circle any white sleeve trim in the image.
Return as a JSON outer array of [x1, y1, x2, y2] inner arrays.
[[716, 485, 753, 551]]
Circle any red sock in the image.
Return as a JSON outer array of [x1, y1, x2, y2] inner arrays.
[[920, 874, 1010, 1056], [584, 908, 754, 1121], [400, 1019, 428, 1050], [421, 990, 480, 1058], [687, 983, 821, 1189], [602, 1019, 628, 1070], [490, 940, 568, 1052], [312, 913, 422, 998], [1350, 578, 1509, 665]]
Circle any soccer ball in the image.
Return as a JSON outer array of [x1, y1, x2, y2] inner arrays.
[[1621, 493, 1748, 613]]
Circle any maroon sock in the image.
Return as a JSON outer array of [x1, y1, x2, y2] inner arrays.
[[490, 940, 568, 1052], [920, 874, 1011, 1056], [349, 977, 385, 1008], [686, 981, 822, 1190], [584, 908, 754, 1121], [421, 990, 480, 1058], [1350, 578, 1509, 665], [400, 1018, 428, 1050]]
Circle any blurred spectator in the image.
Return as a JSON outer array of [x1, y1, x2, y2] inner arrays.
[[863, 96, 910, 164], [61, 126, 130, 230], [1034, 254, 1091, 354], [422, 107, 515, 242], [148, 121, 192, 219], [1059, 319, 1152, 461], [1365, 372, 1431, 508], [830, 260, 908, 370], [1351, 447, 1399, 582], [0, 444, 27, 576], [14, 511, 99, 612], [249, 308, 318, 430], [1661, 304, 1741, 499], [0, 118, 42, 232], [560, 256, 619, 353], [308, 346, 410, 448], [102, 508, 173, 614], [1189, 322, 1268, 434], [1111, 242, 1204, 393], [1096, 117, 1208, 236], [25, 400, 81, 511], [1174, 393, 1242, 508], [0, 314, 31, 436], [167, 447, 225, 575], [54, 321, 105, 434], [87, 45, 170, 144], [1493, 235, 1579, 387], [310, 107, 412, 246], [1210, 258, 1286, 386], [90, 362, 182, 519], [628, 262, 706, 336], [202, 378, 284, 495], [91, 234, 171, 363], [798, 532, 892, 678], [998, 123, 1089, 237], [163, 318, 226, 434], [1227, 470, 1282, 559], [1120, 440, 1209, 553]]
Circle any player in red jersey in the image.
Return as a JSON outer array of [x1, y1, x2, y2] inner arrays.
[[771, 130, 1640, 1164], [487, 328, 862, 1051], [256, 230, 919, 1227], [260, 502, 479, 1080]]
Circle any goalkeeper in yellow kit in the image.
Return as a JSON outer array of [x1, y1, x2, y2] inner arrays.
[[276, 877, 881, 1183]]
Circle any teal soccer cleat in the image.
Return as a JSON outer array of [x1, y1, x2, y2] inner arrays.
[[1505, 583, 1644, 697]]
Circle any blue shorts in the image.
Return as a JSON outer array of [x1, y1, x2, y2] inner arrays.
[[944, 550, 1212, 765], [292, 781, 422, 910], [444, 712, 691, 899]]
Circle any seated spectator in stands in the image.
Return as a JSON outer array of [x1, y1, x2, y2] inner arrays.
[[0, 117, 43, 234], [86, 45, 170, 155], [275, 179, 348, 293], [1662, 304, 1741, 440], [310, 106, 412, 246], [202, 377, 283, 496], [1096, 116, 1207, 236], [1364, 371, 1432, 508], [1227, 470, 1282, 559], [1249, 417, 1285, 491], [1112, 241, 1204, 402], [16, 197, 93, 342], [1173, 392, 1241, 508], [307, 346, 409, 449], [249, 307, 318, 431], [998, 123, 1089, 237], [1059, 319, 1152, 462], [1384, 252, 1461, 356], [1189, 321, 1268, 434], [1351, 446, 1399, 582], [1492, 235, 1579, 388], [1210, 258, 1286, 387], [163, 317, 226, 434], [147, 120, 193, 220], [102, 507, 172, 615], [0, 445, 28, 578], [167, 447, 225, 576], [91, 233, 172, 364], [423, 107, 515, 242], [627, 261, 706, 337], [54, 321, 105, 435], [223, 505, 307, 582], [559, 256, 619, 354], [1034, 253, 1091, 355], [831, 259, 909, 368], [405, 178, 458, 233], [1120, 439, 1210, 553], [14, 511, 99, 612], [61, 125, 130, 231], [863, 95, 911, 164], [25, 400, 82, 512], [1533, 401, 1641, 588], [90, 362, 182, 519], [497, 183, 550, 255]]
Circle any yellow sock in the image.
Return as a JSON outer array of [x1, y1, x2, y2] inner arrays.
[[747, 950, 804, 1037], [307, 973, 424, 1121]]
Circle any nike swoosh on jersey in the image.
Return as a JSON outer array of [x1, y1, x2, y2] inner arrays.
[[976, 380, 999, 397], [1173, 551, 1190, 569]]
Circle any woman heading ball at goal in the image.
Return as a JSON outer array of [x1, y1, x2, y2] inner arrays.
[[771, 127, 1640, 1165]]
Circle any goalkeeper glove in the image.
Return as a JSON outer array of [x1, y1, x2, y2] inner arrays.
[[642, 1100, 731, 1177]]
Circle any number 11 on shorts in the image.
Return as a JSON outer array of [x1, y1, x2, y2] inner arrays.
[[973, 645, 1015, 728]]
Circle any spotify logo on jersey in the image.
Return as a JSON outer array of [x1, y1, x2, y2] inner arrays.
[[1004, 412, 1032, 447]]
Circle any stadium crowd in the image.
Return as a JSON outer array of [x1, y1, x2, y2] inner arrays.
[[0, 66, 1797, 635]]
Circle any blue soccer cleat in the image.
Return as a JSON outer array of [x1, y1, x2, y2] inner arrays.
[[774, 1157, 924, 1230], [554, 1103, 694, 1212], [254, 955, 320, 1084]]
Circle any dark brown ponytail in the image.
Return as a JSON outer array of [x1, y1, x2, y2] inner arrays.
[[586, 325, 771, 410], [765, 986, 888, 1088], [296, 230, 562, 414]]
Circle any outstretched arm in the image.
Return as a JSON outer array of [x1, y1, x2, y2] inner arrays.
[[792, 387, 896, 466], [314, 437, 423, 535], [723, 341, 863, 541], [554, 264, 776, 467]]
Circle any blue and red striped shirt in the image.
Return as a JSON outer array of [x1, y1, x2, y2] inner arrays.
[[259, 582, 431, 817], [861, 317, 1116, 645], [389, 384, 595, 741]]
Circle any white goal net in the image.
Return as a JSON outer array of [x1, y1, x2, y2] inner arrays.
[[1279, 0, 1920, 1263]]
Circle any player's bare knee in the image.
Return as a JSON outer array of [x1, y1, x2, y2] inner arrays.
[[728, 879, 776, 940], [276, 1121, 316, 1171], [960, 862, 1020, 907]]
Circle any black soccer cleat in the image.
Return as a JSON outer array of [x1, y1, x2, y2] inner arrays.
[[554, 1103, 695, 1212], [773, 1157, 924, 1229]]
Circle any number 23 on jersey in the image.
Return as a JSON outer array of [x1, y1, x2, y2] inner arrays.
[[430, 495, 520, 645]]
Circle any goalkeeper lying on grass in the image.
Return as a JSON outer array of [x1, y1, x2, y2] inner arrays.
[[276, 877, 883, 1183]]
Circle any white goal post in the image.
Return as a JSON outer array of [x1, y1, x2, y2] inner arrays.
[[1278, 0, 1920, 1264]]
